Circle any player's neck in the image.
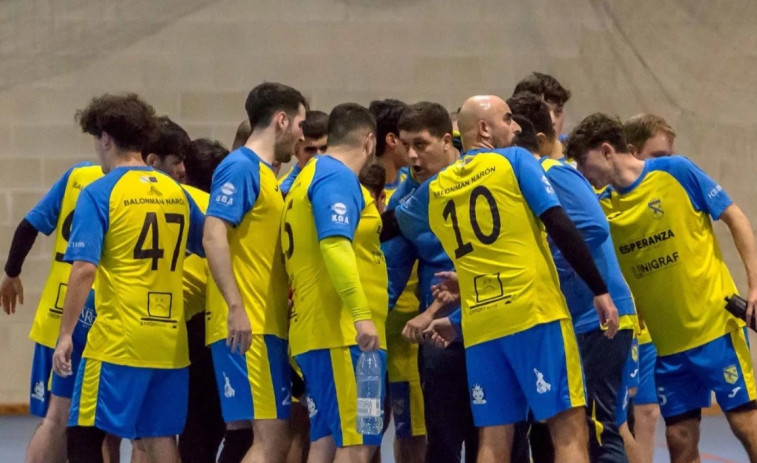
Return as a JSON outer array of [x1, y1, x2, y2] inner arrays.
[[245, 132, 276, 166], [611, 154, 645, 189], [380, 155, 399, 185], [327, 147, 366, 176], [109, 151, 146, 170]]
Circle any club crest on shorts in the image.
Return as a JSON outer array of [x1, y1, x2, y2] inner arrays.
[[223, 372, 236, 398], [471, 384, 487, 404], [306, 396, 318, 418], [723, 365, 740, 385], [392, 398, 406, 416], [534, 368, 552, 394], [31, 381, 45, 401]]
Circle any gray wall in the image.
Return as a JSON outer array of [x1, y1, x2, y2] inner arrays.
[[1, 0, 755, 403]]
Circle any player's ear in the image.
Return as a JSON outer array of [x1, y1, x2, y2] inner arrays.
[[442, 133, 452, 149], [144, 152, 159, 167], [386, 132, 397, 150], [601, 142, 614, 158], [276, 110, 289, 132], [478, 120, 489, 140], [627, 143, 642, 159]]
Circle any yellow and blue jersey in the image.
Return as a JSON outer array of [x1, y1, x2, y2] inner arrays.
[[181, 184, 209, 320], [204, 147, 290, 345], [64, 166, 205, 369], [396, 147, 569, 347], [26, 162, 103, 348], [540, 158, 636, 334], [282, 155, 388, 356], [278, 163, 302, 196], [599, 155, 741, 357], [383, 166, 409, 204]]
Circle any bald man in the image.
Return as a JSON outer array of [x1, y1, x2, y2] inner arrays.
[[415, 96, 619, 463]]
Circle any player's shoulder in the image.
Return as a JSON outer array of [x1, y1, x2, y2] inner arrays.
[[646, 154, 699, 175], [218, 147, 262, 171], [182, 183, 209, 202], [388, 175, 420, 209], [310, 155, 356, 186]]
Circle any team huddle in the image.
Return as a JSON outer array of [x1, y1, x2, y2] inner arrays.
[[2, 74, 757, 463]]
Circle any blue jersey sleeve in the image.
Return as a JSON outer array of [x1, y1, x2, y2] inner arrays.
[[656, 156, 733, 220], [382, 234, 419, 309], [25, 163, 85, 235], [545, 163, 609, 249], [184, 191, 206, 257], [395, 180, 431, 242], [505, 148, 561, 216], [206, 155, 259, 226], [64, 186, 109, 266], [308, 161, 363, 241]]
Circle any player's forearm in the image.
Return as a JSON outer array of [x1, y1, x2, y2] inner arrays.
[[425, 298, 454, 318], [4, 218, 39, 277], [59, 261, 95, 337], [722, 205, 757, 288], [320, 236, 371, 322], [203, 222, 244, 311]]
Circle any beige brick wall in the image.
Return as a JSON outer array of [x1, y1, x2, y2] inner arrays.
[[1, 0, 756, 404]]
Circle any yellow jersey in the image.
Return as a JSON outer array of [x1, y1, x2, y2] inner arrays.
[[396, 147, 569, 347], [64, 167, 206, 368], [26, 162, 103, 348], [204, 147, 290, 345], [282, 155, 388, 356], [599, 156, 741, 356]]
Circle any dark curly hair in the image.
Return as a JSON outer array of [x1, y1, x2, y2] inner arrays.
[[513, 72, 571, 105], [507, 91, 555, 140], [564, 113, 628, 163], [142, 116, 191, 162], [368, 99, 407, 157], [76, 93, 158, 152]]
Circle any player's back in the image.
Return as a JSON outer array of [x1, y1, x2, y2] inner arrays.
[[74, 167, 196, 369], [28, 162, 103, 348], [424, 147, 568, 346], [282, 156, 388, 356]]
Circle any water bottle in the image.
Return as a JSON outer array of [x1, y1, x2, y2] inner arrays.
[[356, 350, 383, 435]]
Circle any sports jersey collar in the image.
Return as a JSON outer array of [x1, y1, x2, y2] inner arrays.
[[239, 146, 274, 171], [111, 165, 154, 172], [615, 159, 651, 195]]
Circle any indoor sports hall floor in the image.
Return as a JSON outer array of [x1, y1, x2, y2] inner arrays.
[[0, 414, 748, 462]]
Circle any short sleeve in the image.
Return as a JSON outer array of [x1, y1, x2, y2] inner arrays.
[[206, 155, 259, 226], [64, 187, 108, 265], [395, 181, 431, 241], [184, 191, 206, 257], [507, 148, 561, 216], [25, 165, 78, 235], [308, 163, 363, 241], [661, 156, 733, 220]]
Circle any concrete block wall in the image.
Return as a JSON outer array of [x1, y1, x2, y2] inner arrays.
[[0, 0, 755, 404]]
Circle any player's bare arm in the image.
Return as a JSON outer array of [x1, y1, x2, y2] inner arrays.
[[52, 261, 95, 377], [203, 215, 251, 354], [720, 204, 757, 326]]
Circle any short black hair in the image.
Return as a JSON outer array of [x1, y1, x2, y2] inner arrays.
[[185, 138, 230, 192], [511, 115, 540, 155], [327, 103, 376, 148], [359, 163, 386, 200], [368, 99, 407, 156], [564, 113, 628, 163], [245, 82, 309, 130], [141, 116, 191, 162], [397, 102, 453, 139], [507, 92, 555, 140], [513, 72, 571, 105], [76, 93, 157, 152], [302, 110, 329, 139]]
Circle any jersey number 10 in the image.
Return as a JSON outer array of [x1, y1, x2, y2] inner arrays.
[[442, 186, 501, 259], [133, 212, 186, 271]]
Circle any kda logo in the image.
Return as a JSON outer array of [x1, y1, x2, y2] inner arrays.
[[330, 202, 349, 224]]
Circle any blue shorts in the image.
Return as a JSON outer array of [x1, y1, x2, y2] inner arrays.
[[616, 338, 640, 425], [466, 319, 586, 426], [388, 380, 425, 438], [295, 346, 387, 447], [655, 327, 756, 419], [29, 291, 95, 416], [634, 342, 658, 405], [68, 358, 188, 439], [210, 335, 291, 422]]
